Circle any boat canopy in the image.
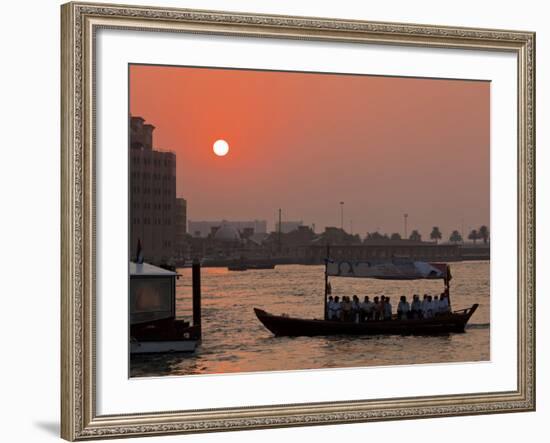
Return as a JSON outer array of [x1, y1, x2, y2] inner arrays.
[[326, 259, 449, 280], [130, 261, 177, 277]]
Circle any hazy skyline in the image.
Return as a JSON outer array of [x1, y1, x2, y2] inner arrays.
[[129, 64, 490, 239]]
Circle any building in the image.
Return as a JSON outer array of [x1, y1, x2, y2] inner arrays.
[[275, 220, 303, 234], [129, 116, 177, 264], [304, 243, 461, 264], [174, 198, 187, 259], [188, 220, 267, 238]]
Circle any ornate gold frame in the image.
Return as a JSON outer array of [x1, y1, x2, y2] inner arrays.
[[61, 2, 536, 440]]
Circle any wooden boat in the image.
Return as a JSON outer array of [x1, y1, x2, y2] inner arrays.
[[254, 251, 480, 337], [254, 305, 478, 337]]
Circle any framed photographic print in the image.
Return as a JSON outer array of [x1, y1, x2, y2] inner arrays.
[[61, 1, 536, 440]]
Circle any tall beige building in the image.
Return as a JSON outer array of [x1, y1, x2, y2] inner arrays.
[[129, 116, 176, 264]]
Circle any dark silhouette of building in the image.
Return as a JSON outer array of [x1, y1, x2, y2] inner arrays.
[[305, 243, 461, 264], [188, 220, 267, 238], [129, 116, 176, 264]]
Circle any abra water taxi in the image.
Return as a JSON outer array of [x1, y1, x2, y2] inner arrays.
[[254, 256, 478, 337]]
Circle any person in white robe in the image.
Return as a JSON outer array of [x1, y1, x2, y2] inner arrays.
[[424, 295, 434, 319], [397, 295, 410, 320], [361, 296, 373, 322], [439, 294, 450, 314], [327, 296, 335, 320], [410, 294, 422, 319], [351, 295, 361, 323], [384, 296, 393, 320], [333, 296, 342, 321], [421, 294, 429, 319]]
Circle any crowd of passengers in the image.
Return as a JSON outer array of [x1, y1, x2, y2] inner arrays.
[[326, 293, 451, 322]]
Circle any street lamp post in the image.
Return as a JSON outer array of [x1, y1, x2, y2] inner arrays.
[[404, 213, 408, 239], [340, 201, 344, 231], [278, 208, 282, 252]]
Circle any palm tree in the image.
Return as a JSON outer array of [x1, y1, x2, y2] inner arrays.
[[478, 225, 490, 244], [430, 226, 442, 244], [449, 230, 463, 244], [366, 231, 385, 241], [409, 230, 422, 242], [390, 232, 402, 241], [468, 229, 479, 244]]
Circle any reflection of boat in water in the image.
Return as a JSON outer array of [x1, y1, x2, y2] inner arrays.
[[254, 250, 479, 337], [249, 263, 276, 270], [130, 313, 199, 355], [130, 262, 200, 354], [228, 261, 276, 271]]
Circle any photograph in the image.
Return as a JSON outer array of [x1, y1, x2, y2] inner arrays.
[[58, 2, 536, 440], [128, 64, 490, 377]]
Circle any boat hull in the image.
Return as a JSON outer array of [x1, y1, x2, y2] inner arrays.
[[130, 318, 201, 354], [254, 305, 478, 337]]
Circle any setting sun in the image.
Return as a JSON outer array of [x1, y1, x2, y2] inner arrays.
[[213, 139, 229, 156]]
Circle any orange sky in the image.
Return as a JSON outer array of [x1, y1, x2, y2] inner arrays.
[[129, 64, 489, 239]]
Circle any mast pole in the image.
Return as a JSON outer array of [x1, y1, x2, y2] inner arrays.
[[192, 259, 202, 340], [324, 244, 330, 320], [278, 208, 282, 253], [445, 264, 452, 311]]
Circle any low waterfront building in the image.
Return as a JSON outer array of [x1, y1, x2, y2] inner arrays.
[[275, 220, 303, 234], [314, 227, 362, 246], [188, 220, 267, 238], [304, 243, 462, 264]]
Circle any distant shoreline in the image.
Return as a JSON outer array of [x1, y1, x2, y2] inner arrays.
[[177, 256, 489, 269]]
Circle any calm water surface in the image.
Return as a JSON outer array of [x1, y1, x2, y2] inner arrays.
[[130, 261, 489, 377]]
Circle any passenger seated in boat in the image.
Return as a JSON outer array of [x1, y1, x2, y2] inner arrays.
[[373, 296, 382, 321], [397, 295, 410, 320], [351, 295, 361, 323], [423, 295, 434, 319], [361, 296, 374, 321], [379, 296, 387, 320], [332, 296, 341, 321], [341, 296, 353, 322], [327, 295, 335, 320], [384, 296, 393, 320], [420, 294, 429, 319], [438, 293, 450, 314], [410, 294, 422, 319]]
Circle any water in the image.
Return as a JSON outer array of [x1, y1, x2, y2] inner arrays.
[[130, 261, 489, 377]]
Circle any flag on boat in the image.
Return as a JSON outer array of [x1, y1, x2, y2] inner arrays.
[[326, 259, 448, 280]]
